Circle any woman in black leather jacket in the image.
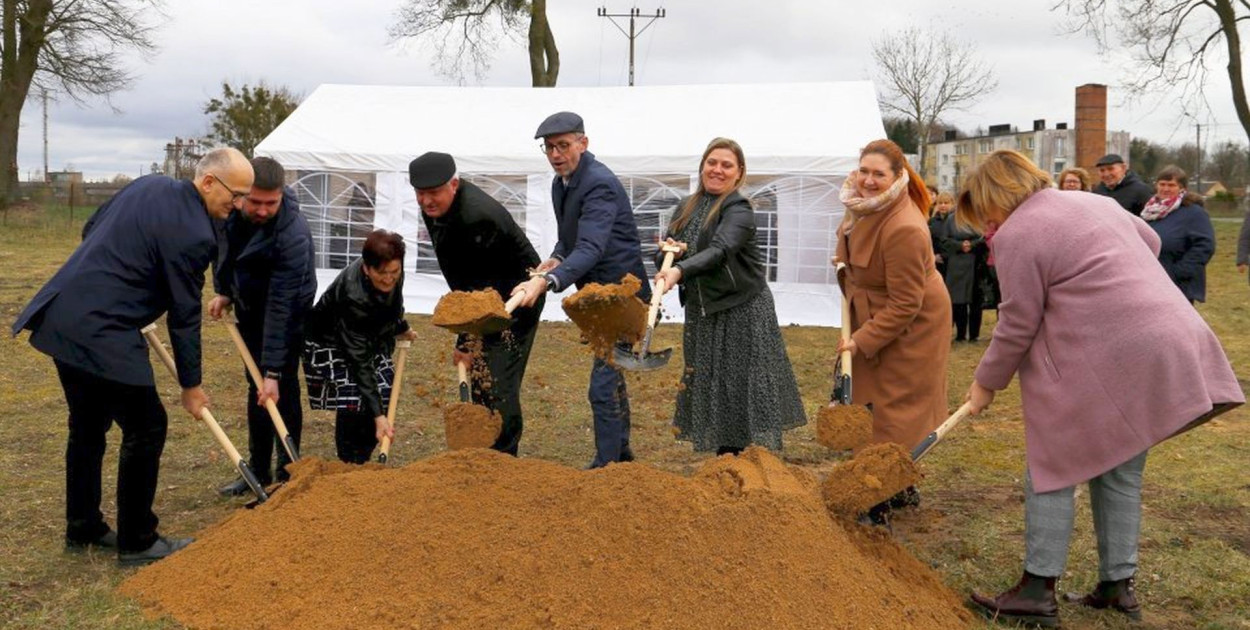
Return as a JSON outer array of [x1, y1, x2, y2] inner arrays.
[[302, 229, 415, 463], [653, 137, 807, 455]]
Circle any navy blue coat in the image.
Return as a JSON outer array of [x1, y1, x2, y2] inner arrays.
[[213, 188, 317, 372], [11, 175, 216, 388], [547, 151, 651, 301], [1147, 203, 1215, 302]]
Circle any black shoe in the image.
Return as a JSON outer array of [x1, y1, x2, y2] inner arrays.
[[65, 529, 118, 552], [118, 536, 194, 567], [970, 571, 1060, 628], [1063, 577, 1142, 621], [218, 476, 269, 497]]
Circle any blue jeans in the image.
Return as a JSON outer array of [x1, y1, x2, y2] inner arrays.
[[588, 357, 632, 467]]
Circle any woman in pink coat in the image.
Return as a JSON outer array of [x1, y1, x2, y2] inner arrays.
[[957, 151, 1243, 628]]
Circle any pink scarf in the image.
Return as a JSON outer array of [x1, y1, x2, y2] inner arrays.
[[839, 169, 910, 232], [1140, 193, 1184, 221]]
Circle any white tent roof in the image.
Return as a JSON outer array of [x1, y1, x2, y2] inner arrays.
[[257, 82, 884, 175]]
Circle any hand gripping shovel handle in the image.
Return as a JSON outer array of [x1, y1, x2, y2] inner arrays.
[[637, 244, 682, 357], [910, 401, 975, 462], [140, 323, 268, 503], [222, 311, 299, 463], [378, 340, 410, 464]]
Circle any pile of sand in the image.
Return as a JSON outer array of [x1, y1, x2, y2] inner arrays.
[[815, 404, 873, 451], [443, 402, 502, 450], [120, 448, 970, 629], [822, 443, 922, 516], [561, 274, 647, 360]]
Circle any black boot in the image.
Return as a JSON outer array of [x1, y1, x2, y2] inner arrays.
[[1063, 577, 1141, 621], [970, 571, 1060, 628]]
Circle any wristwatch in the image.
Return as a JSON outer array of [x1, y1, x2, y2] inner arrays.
[[264, 369, 282, 381], [543, 273, 559, 292]]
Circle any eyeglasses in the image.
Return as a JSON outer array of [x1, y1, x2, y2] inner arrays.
[[211, 174, 249, 203], [539, 136, 583, 156]]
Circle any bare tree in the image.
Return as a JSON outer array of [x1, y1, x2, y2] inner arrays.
[[871, 26, 998, 174], [389, 0, 559, 87], [0, 0, 162, 207], [1055, 0, 1250, 148]]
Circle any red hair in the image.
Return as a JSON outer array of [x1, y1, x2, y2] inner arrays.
[[860, 139, 931, 215]]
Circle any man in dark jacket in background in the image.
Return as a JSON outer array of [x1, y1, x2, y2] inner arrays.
[[11, 147, 253, 565], [409, 151, 543, 456], [1093, 153, 1154, 216], [513, 111, 651, 468], [210, 156, 317, 495]]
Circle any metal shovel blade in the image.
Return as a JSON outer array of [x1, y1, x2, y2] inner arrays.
[[613, 344, 673, 371]]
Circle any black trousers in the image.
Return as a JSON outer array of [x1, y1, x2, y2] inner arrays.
[[952, 303, 983, 341], [335, 409, 377, 464], [238, 321, 304, 482], [55, 360, 166, 552], [471, 296, 542, 456]]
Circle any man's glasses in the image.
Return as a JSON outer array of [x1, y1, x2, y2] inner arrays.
[[211, 174, 249, 203], [539, 136, 582, 156]]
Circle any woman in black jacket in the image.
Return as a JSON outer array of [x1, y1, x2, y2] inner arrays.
[[653, 137, 806, 455], [302, 230, 415, 464], [938, 209, 989, 341]]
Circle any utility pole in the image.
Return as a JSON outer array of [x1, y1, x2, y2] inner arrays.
[[1195, 123, 1202, 193], [597, 6, 666, 86], [42, 88, 49, 183]]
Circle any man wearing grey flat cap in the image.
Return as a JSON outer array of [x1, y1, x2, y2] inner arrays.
[[512, 111, 651, 469], [409, 151, 542, 456], [1092, 153, 1153, 216]]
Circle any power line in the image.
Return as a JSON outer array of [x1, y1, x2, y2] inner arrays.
[[596, 6, 666, 87]]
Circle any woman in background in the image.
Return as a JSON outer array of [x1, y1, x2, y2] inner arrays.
[[1057, 167, 1091, 191], [1142, 165, 1215, 304]]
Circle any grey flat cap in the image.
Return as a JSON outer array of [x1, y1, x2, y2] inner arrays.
[[1095, 153, 1125, 167], [534, 111, 584, 139], [409, 152, 456, 189]]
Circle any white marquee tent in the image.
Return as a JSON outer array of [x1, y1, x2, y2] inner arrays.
[[256, 82, 887, 327]]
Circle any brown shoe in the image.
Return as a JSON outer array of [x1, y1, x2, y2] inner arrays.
[[1063, 577, 1142, 621], [970, 571, 1060, 628]]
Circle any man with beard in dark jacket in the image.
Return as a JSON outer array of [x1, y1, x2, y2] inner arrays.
[[409, 151, 543, 455], [210, 157, 317, 495], [1093, 154, 1154, 216]]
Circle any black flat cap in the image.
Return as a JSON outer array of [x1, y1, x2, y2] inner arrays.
[[1095, 153, 1125, 167], [408, 152, 457, 189], [534, 111, 584, 139]]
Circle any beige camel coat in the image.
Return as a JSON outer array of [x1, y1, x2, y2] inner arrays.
[[836, 196, 952, 450]]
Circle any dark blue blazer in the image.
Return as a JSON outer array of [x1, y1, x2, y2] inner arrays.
[[548, 151, 651, 301], [1147, 203, 1215, 303], [213, 188, 317, 372], [11, 175, 216, 388]]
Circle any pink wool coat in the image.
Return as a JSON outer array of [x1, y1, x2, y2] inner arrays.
[[975, 189, 1244, 493]]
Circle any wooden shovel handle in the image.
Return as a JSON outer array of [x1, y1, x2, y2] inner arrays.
[[379, 340, 411, 459], [504, 288, 526, 314], [838, 272, 852, 379], [222, 313, 297, 461]]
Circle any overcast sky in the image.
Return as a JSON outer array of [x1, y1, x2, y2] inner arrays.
[[15, 0, 1249, 180]]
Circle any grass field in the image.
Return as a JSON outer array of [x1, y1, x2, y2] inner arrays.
[[1, 205, 1247, 629]]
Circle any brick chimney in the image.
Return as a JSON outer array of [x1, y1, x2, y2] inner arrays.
[[1075, 84, 1107, 172]]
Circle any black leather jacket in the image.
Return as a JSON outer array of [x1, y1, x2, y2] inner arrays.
[[659, 191, 766, 317]]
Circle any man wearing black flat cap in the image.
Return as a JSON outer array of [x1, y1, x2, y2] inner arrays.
[[409, 151, 542, 456], [1093, 153, 1153, 216], [511, 111, 651, 469]]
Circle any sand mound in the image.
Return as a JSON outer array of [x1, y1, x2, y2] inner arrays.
[[822, 442, 923, 516], [443, 402, 502, 450], [120, 449, 970, 629], [561, 274, 647, 360], [815, 404, 873, 451]]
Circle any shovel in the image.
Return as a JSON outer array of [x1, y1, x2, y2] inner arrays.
[[831, 283, 853, 405], [141, 323, 268, 504], [436, 289, 529, 403], [910, 401, 974, 461], [377, 339, 411, 464], [222, 309, 299, 464], [614, 242, 684, 371]]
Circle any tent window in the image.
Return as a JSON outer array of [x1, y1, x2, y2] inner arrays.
[[408, 174, 529, 276], [743, 175, 841, 285], [750, 187, 780, 282], [291, 171, 376, 270], [619, 175, 688, 276]]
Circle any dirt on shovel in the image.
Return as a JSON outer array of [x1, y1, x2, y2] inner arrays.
[[821, 442, 922, 517], [561, 274, 647, 360], [815, 404, 873, 451], [432, 289, 510, 336], [443, 402, 502, 450]]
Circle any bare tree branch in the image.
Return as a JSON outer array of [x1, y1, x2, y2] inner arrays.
[[871, 26, 998, 174]]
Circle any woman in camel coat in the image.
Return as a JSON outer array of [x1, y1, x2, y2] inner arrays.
[[834, 139, 952, 516]]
